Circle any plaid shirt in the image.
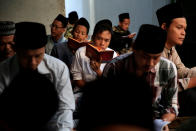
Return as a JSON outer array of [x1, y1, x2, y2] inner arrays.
[[103, 52, 178, 118]]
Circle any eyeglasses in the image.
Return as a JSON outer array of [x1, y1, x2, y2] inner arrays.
[[50, 24, 64, 29]]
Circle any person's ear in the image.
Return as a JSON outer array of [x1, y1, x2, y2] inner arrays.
[[161, 23, 167, 30]]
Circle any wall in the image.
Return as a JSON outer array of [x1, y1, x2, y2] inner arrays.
[[66, 0, 171, 36], [0, 0, 65, 34], [94, 0, 171, 34], [65, 0, 83, 18]]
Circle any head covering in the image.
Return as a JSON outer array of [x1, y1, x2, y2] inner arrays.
[[55, 14, 68, 28], [119, 13, 130, 22], [73, 17, 90, 34], [14, 22, 47, 49], [133, 24, 166, 54], [0, 21, 15, 36], [156, 3, 184, 26], [68, 11, 78, 24]]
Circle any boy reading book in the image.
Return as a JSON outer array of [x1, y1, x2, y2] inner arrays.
[[71, 19, 117, 88], [51, 17, 90, 68], [70, 19, 117, 129]]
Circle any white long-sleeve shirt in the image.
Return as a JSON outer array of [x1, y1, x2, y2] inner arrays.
[[0, 54, 75, 131]]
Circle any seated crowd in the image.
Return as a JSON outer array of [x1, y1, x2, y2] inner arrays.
[[0, 2, 196, 131]]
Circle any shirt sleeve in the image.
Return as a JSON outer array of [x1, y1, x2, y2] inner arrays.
[[48, 64, 75, 131], [172, 48, 196, 78], [70, 49, 83, 80], [164, 62, 179, 116]]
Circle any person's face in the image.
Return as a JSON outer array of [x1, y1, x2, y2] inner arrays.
[[93, 30, 111, 51], [94, 125, 150, 131], [134, 50, 162, 74], [119, 18, 130, 31], [0, 35, 15, 60], [16, 47, 45, 71], [166, 18, 187, 46], [73, 25, 88, 42], [51, 20, 65, 38]]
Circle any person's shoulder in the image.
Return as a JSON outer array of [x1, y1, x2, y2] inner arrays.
[[112, 26, 118, 31], [54, 41, 68, 49], [47, 35, 51, 40], [160, 57, 175, 66], [43, 54, 68, 69], [76, 46, 86, 54], [159, 57, 177, 73]]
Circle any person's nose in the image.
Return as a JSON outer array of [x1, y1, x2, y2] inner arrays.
[[147, 58, 154, 66]]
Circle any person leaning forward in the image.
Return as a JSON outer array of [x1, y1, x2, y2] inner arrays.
[[0, 22, 75, 131], [103, 24, 178, 123]]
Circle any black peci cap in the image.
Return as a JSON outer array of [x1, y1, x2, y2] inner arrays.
[[15, 22, 47, 49], [133, 24, 166, 54], [156, 3, 184, 26]]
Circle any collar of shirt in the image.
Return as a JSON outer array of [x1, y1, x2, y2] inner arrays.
[[37, 57, 50, 75], [50, 34, 66, 45], [164, 47, 174, 59]]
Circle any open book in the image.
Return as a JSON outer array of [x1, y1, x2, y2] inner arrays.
[[67, 37, 91, 52], [86, 44, 114, 63]]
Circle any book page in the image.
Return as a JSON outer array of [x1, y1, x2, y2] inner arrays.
[[68, 37, 89, 52]]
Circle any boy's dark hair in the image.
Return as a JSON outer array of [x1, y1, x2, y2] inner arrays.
[[119, 13, 130, 22], [68, 11, 79, 25], [91, 19, 113, 41], [0, 71, 59, 131], [77, 73, 153, 131], [72, 17, 90, 34]]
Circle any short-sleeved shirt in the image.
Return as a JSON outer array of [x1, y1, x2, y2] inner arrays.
[[103, 52, 178, 118], [70, 46, 117, 83]]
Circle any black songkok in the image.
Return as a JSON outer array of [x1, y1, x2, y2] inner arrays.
[[133, 24, 166, 54], [15, 22, 47, 49], [156, 3, 184, 26]]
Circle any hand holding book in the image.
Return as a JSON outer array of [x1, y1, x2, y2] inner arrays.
[[90, 60, 102, 77], [86, 44, 114, 63]]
